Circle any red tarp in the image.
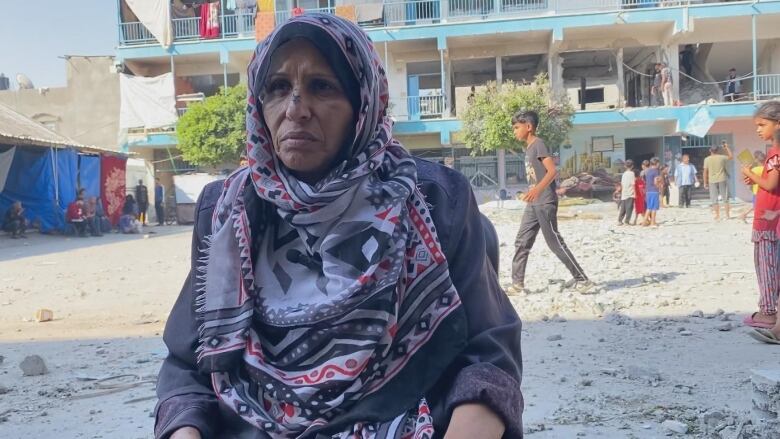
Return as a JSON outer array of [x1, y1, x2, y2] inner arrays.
[[101, 155, 127, 226]]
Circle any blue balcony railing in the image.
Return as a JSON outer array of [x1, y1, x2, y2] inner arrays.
[[755, 74, 780, 101], [407, 95, 445, 120], [118, 0, 758, 46]]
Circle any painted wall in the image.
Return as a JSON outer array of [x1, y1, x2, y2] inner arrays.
[[0, 56, 120, 150], [564, 122, 674, 171]]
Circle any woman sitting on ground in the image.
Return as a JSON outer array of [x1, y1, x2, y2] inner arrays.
[[154, 14, 523, 439], [120, 194, 140, 234]]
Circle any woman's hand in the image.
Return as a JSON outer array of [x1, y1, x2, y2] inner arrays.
[[443, 403, 505, 439], [170, 427, 202, 439]]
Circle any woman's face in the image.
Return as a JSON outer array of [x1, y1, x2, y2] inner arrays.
[[262, 39, 355, 184], [754, 117, 779, 142]]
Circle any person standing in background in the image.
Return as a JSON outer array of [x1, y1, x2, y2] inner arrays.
[[135, 179, 149, 226], [703, 142, 733, 221], [675, 154, 698, 208], [661, 62, 674, 106], [155, 178, 165, 226], [618, 160, 636, 226], [644, 158, 661, 227]]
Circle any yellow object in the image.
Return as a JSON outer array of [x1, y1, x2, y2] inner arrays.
[[752, 165, 764, 195], [737, 149, 755, 168]]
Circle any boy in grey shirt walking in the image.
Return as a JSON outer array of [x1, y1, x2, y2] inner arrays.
[[506, 110, 592, 294]]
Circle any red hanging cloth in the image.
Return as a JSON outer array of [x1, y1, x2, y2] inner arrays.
[[100, 155, 127, 226], [200, 1, 221, 39]]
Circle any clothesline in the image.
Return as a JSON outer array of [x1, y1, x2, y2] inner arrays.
[[622, 62, 755, 85]]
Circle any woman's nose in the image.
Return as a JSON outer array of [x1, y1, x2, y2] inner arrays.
[[285, 88, 311, 121]]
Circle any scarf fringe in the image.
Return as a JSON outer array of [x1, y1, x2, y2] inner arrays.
[[194, 233, 214, 359]]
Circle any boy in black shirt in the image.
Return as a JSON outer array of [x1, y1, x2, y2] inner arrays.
[[506, 110, 592, 294]]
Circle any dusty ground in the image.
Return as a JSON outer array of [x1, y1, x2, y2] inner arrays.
[[1, 201, 779, 438]]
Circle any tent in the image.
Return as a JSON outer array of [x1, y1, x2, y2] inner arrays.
[[0, 102, 126, 232]]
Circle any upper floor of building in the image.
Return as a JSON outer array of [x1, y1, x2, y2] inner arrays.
[[117, 0, 780, 54]]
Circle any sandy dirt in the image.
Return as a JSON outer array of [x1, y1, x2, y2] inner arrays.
[[1, 201, 779, 438]]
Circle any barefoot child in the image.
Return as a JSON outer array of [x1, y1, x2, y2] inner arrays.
[[634, 161, 648, 225], [742, 102, 780, 343]]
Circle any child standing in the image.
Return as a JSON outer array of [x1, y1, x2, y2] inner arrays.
[[633, 161, 648, 225], [739, 150, 766, 223], [644, 158, 661, 227], [618, 160, 635, 226], [742, 101, 780, 344]]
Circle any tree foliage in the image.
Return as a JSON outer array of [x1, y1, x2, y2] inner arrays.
[[462, 74, 574, 154], [177, 84, 247, 166]]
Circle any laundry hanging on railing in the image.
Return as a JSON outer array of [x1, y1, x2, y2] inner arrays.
[[125, 0, 173, 48], [200, 1, 221, 39], [119, 73, 178, 130]]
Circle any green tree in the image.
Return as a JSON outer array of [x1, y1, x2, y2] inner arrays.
[[177, 85, 247, 166], [462, 74, 574, 154]]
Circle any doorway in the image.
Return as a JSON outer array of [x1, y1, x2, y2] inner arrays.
[[625, 137, 663, 169]]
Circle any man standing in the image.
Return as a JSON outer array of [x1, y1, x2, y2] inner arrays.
[[675, 153, 698, 208], [724, 68, 742, 102], [135, 179, 149, 226], [703, 142, 733, 220], [661, 62, 674, 106], [651, 63, 663, 106], [507, 110, 591, 294], [154, 178, 165, 226]]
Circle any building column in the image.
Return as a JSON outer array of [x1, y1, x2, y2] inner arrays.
[[547, 52, 564, 99], [496, 56, 506, 192], [445, 57, 453, 118], [752, 13, 758, 98], [616, 48, 625, 108], [662, 44, 680, 104]]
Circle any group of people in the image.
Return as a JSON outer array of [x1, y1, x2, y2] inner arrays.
[[4, 178, 167, 238], [65, 190, 108, 237], [119, 178, 166, 234], [614, 141, 735, 226], [650, 62, 675, 107], [615, 158, 666, 227]]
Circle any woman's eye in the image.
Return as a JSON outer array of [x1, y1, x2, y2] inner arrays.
[[265, 80, 291, 97], [312, 79, 338, 94]]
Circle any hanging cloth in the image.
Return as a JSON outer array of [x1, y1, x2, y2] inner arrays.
[[199, 1, 221, 39], [125, 0, 173, 48]]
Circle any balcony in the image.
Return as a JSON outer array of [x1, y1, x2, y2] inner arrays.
[[755, 74, 780, 101], [118, 0, 755, 46], [406, 95, 446, 120]]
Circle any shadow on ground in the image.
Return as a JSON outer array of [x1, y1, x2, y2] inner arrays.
[[0, 225, 192, 262]]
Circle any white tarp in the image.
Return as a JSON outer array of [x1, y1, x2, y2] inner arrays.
[[120, 73, 178, 130], [173, 173, 222, 204], [125, 0, 172, 48], [0, 146, 15, 193]]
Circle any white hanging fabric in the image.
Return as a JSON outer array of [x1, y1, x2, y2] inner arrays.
[[0, 146, 15, 193], [119, 73, 178, 130], [125, 0, 173, 48]]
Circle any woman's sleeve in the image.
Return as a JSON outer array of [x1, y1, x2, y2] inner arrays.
[[154, 184, 223, 439], [440, 173, 524, 438]]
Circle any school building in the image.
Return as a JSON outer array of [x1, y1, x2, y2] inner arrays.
[[116, 0, 780, 202]]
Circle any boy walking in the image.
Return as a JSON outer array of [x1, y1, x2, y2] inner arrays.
[[618, 160, 636, 225], [644, 158, 661, 227], [507, 110, 591, 294]]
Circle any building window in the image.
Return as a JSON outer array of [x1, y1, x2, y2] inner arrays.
[[577, 88, 605, 105]]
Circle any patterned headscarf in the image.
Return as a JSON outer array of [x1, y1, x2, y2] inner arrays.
[[197, 14, 464, 438]]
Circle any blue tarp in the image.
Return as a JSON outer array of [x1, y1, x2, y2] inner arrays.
[[78, 154, 101, 199], [0, 146, 64, 232], [56, 148, 78, 214]]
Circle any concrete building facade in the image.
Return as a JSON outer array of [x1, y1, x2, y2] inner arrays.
[[116, 0, 780, 202]]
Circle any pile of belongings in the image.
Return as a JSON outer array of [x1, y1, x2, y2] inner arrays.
[[557, 169, 619, 199]]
